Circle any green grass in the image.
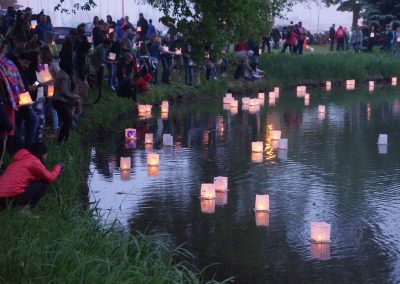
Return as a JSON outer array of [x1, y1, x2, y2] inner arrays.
[[0, 90, 225, 283]]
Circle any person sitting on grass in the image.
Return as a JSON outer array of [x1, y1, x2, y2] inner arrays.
[[0, 142, 62, 209]]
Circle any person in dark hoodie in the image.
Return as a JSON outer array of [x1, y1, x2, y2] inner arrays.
[[0, 142, 62, 209]]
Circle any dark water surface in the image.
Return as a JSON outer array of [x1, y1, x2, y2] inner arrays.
[[88, 85, 400, 283]]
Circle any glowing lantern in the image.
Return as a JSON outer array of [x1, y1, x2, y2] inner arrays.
[[254, 194, 269, 212], [278, 138, 288, 149], [138, 104, 146, 114], [326, 81, 331, 88], [18, 92, 33, 106], [369, 81, 374, 88], [214, 176, 228, 191], [161, 101, 169, 113], [175, 48, 182, 55], [147, 153, 159, 166], [125, 128, 136, 140], [311, 243, 331, 261], [378, 144, 388, 154], [163, 134, 173, 146], [310, 222, 331, 243], [377, 134, 388, 145], [392, 77, 398, 86], [125, 140, 136, 149], [252, 141, 263, 153], [370, 32, 375, 38], [109, 28, 114, 33], [318, 105, 326, 113], [277, 149, 288, 160], [346, 80, 356, 90], [223, 97, 233, 104], [251, 152, 263, 163], [161, 112, 168, 120], [271, 140, 279, 149], [258, 48, 262, 55], [274, 87, 280, 94], [242, 104, 249, 111], [47, 84, 54, 97], [305, 99, 310, 106], [145, 105, 152, 112], [137, 26, 142, 32], [296, 86, 306, 97], [147, 166, 159, 177], [145, 144, 153, 152], [108, 52, 116, 61], [120, 157, 131, 170], [255, 212, 269, 227], [201, 199, 215, 214], [30, 20, 37, 29], [304, 93, 310, 101], [242, 97, 250, 105], [269, 92, 275, 100], [145, 133, 153, 144], [230, 106, 238, 115], [269, 98, 276, 106], [230, 100, 238, 108], [200, 183, 216, 199], [271, 130, 281, 140], [87, 36, 93, 43], [163, 46, 169, 52], [38, 69, 52, 84], [226, 93, 233, 99], [216, 191, 228, 206], [258, 92, 265, 100], [249, 98, 259, 106], [318, 112, 326, 120], [120, 170, 131, 181], [249, 105, 260, 114]]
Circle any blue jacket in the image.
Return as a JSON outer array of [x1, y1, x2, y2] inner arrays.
[[146, 24, 156, 40]]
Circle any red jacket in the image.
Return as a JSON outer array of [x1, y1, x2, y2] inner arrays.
[[335, 28, 346, 39], [0, 149, 61, 198]]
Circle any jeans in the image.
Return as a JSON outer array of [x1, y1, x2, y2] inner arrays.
[[45, 99, 59, 133], [0, 181, 49, 208], [16, 107, 39, 149], [53, 100, 73, 143], [337, 38, 345, 51], [32, 98, 45, 142], [353, 42, 361, 53], [183, 59, 193, 86], [281, 44, 292, 54], [161, 56, 172, 83], [330, 37, 335, 50], [298, 39, 305, 55], [106, 62, 117, 88]]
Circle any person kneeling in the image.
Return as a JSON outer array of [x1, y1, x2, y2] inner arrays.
[[0, 143, 62, 209]]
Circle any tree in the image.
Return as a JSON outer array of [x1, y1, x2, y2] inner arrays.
[[320, 0, 363, 28], [362, 0, 400, 28]]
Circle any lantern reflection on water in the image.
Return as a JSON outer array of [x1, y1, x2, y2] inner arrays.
[[269, 98, 276, 106], [147, 166, 159, 177], [214, 176, 228, 191], [200, 199, 215, 214], [251, 152, 263, 163], [242, 97, 250, 105], [269, 92, 275, 100], [252, 141, 263, 153], [161, 101, 169, 113], [145, 133, 153, 144], [392, 77, 398, 86], [277, 149, 288, 160], [377, 134, 388, 145], [230, 106, 238, 115], [200, 183, 216, 199], [271, 130, 281, 140], [318, 112, 326, 120], [254, 194, 269, 212], [161, 112, 169, 120], [274, 87, 280, 94], [304, 99, 310, 106], [311, 243, 331, 261], [230, 100, 238, 108], [120, 170, 131, 181], [318, 105, 326, 113], [378, 144, 388, 154], [310, 222, 331, 243], [255, 212, 269, 227], [125, 140, 136, 149], [120, 157, 131, 170], [216, 191, 228, 206], [304, 93, 310, 101]]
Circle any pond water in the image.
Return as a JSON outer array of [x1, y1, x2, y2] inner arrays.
[[88, 85, 400, 283]]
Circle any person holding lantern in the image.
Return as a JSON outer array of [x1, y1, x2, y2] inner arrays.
[[0, 142, 63, 209]]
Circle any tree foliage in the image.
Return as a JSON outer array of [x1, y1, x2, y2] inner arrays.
[[320, 0, 362, 28], [362, 0, 400, 28]]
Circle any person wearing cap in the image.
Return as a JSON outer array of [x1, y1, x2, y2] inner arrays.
[[137, 13, 149, 41]]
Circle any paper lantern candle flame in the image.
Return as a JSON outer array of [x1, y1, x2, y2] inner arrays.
[[163, 134, 173, 146], [271, 130, 281, 140], [214, 176, 228, 192], [278, 138, 288, 149], [311, 222, 331, 243], [254, 194, 269, 212], [145, 133, 153, 144], [161, 101, 169, 113], [252, 141, 263, 153], [18, 92, 33, 106], [147, 153, 159, 166], [377, 134, 388, 145], [147, 166, 159, 177], [125, 128, 136, 140], [47, 85, 54, 97], [318, 105, 326, 113], [108, 53, 116, 61], [120, 157, 131, 170], [200, 183, 216, 199], [251, 152, 263, 163], [201, 199, 215, 214], [242, 97, 250, 105]]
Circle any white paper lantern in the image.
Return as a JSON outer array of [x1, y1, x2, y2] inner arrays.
[[269, 92, 275, 100], [254, 194, 269, 212], [225, 93, 233, 99], [200, 183, 216, 199], [249, 98, 259, 106], [311, 222, 331, 243], [161, 101, 169, 113], [242, 104, 249, 111], [377, 134, 388, 145], [214, 176, 228, 191], [271, 130, 281, 140], [163, 134, 173, 146], [252, 141, 263, 153], [369, 81, 374, 88], [108, 52, 116, 61], [274, 87, 280, 94], [278, 138, 288, 149], [18, 92, 33, 106], [255, 212, 269, 227], [145, 133, 153, 144], [230, 100, 238, 108], [249, 105, 260, 114], [223, 97, 233, 104], [304, 93, 310, 101], [258, 92, 265, 100], [120, 157, 131, 170], [201, 199, 215, 214], [392, 77, 398, 86], [242, 97, 250, 105], [318, 105, 326, 113], [304, 99, 310, 106], [147, 153, 159, 166], [326, 81, 331, 88], [138, 104, 146, 114], [145, 105, 152, 112], [125, 128, 136, 140], [223, 104, 231, 111], [38, 69, 52, 83]]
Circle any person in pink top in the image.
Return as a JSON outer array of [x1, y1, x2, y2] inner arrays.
[[335, 26, 346, 51], [297, 22, 306, 55], [0, 142, 63, 208]]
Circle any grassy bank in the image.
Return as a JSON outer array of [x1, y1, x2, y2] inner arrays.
[[0, 92, 220, 283]]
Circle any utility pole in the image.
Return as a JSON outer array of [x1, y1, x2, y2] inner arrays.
[[122, 0, 125, 18]]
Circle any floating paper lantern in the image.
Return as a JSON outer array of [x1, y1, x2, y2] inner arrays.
[[251, 152, 263, 163], [271, 130, 281, 140], [138, 104, 147, 114], [255, 212, 269, 227], [392, 77, 398, 86], [304, 93, 310, 101], [346, 80, 356, 90], [254, 194, 269, 212], [163, 134, 173, 146], [201, 199, 215, 214], [223, 104, 231, 111], [277, 149, 288, 160], [242, 104, 249, 111], [120, 157, 131, 170], [223, 97, 233, 104], [297, 86, 306, 96], [271, 140, 279, 149], [145, 105, 152, 112], [108, 52, 116, 61], [230, 100, 238, 108], [278, 138, 288, 149], [274, 87, 280, 94], [377, 134, 388, 145], [258, 92, 265, 100], [145, 133, 153, 144], [311, 222, 331, 243], [200, 183, 216, 199], [311, 243, 331, 261], [147, 166, 159, 177], [216, 191, 228, 206], [249, 98, 259, 106], [47, 84, 54, 97], [214, 176, 228, 191], [225, 93, 233, 99], [18, 92, 33, 106], [249, 105, 260, 114], [242, 97, 250, 105], [147, 153, 159, 166], [269, 92, 275, 100], [30, 20, 37, 29], [230, 106, 238, 115], [252, 141, 263, 153], [125, 128, 136, 140], [318, 113, 326, 120], [136, 26, 142, 32], [161, 101, 169, 113], [38, 69, 52, 83], [369, 81, 374, 88], [318, 105, 326, 113], [378, 144, 388, 154], [304, 99, 310, 106], [269, 98, 276, 106], [161, 112, 168, 120], [120, 170, 131, 181]]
